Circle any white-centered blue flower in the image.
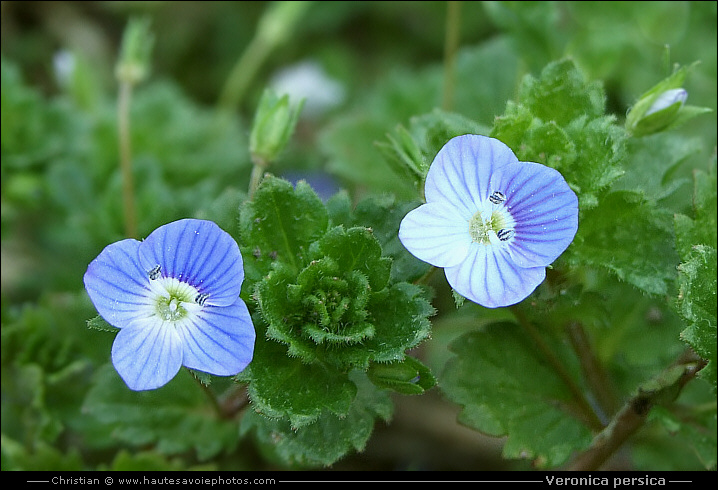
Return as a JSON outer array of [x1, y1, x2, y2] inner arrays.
[[84, 219, 256, 391], [399, 134, 578, 308]]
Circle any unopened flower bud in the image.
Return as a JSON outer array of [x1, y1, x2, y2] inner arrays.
[[628, 87, 690, 137], [644, 88, 687, 116], [626, 63, 711, 137], [115, 18, 154, 85], [249, 89, 304, 165]]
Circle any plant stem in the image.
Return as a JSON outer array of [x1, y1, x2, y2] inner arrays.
[[187, 368, 223, 418], [216, 1, 311, 122], [511, 306, 604, 432], [248, 156, 268, 199], [217, 33, 272, 119], [566, 350, 705, 470], [442, 1, 461, 111], [415, 265, 439, 286], [218, 384, 250, 419], [117, 80, 137, 238], [566, 321, 620, 418]]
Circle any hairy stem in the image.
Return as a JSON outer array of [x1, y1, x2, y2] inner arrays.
[[566, 350, 706, 470], [117, 80, 137, 238], [511, 306, 604, 432]]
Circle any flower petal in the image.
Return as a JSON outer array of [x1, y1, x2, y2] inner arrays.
[[138, 219, 243, 307], [111, 320, 183, 391], [444, 243, 547, 308], [177, 298, 256, 376], [398, 201, 472, 268], [496, 161, 579, 268], [84, 238, 153, 329], [424, 134, 519, 216]]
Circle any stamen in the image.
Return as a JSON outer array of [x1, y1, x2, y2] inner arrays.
[[149, 265, 161, 280], [489, 191, 507, 205], [497, 228, 515, 242], [195, 292, 209, 306]]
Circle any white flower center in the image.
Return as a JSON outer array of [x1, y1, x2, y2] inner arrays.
[[145, 269, 206, 323], [469, 192, 516, 246]]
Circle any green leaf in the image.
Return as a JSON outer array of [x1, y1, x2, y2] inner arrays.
[[619, 133, 701, 204], [0, 435, 84, 471], [240, 371, 392, 468], [87, 315, 120, 333], [491, 65, 627, 211], [676, 246, 717, 390], [375, 109, 489, 193], [239, 175, 329, 281], [311, 226, 391, 291], [81, 364, 240, 461], [325, 192, 432, 283], [440, 322, 592, 468], [633, 382, 717, 470], [517, 58, 605, 126], [563, 115, 626, 208], [103, 450, 215, 471], [1, 364, 64, 446], [254, 222, 433, 370], [364, 282, 434, 363], [673, 158, 717, 390], [239, 333, 358, 428], [674, 157, 717, 259], [570, 191, 679, 296], [482, 2, 563, 72]]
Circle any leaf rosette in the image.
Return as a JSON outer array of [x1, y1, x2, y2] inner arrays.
[[256, 225, 430, 370], [238, 176, 435, 440]]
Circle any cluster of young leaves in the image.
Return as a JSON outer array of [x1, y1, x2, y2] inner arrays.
[[431, 59, 716, 469], [236, 175, 436, 467]]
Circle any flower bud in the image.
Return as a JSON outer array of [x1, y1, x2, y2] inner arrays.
[[115, 18, 154, 85], [249, 89, 304, 165], [626, 63, 711, 137], [644, 88, 687, 116], [367, 357, 436, 395]]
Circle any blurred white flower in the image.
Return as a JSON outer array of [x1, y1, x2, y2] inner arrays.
[[270, 60, 345, 118], [53, 49, 76, 88]]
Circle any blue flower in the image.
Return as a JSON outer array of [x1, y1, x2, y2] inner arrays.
[[399, 135, 578, 308], [84, 219, 255, 391]]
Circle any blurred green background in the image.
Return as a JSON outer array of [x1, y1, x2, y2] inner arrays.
[[1, 1, 716, 471]]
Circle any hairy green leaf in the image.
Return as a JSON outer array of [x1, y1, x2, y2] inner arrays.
[[240, 371, 392, 468], [440, 322, 592, 468], [239, 175, 329, 282], [239, 334, 357, 428], [570, 191, 678, 295]]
